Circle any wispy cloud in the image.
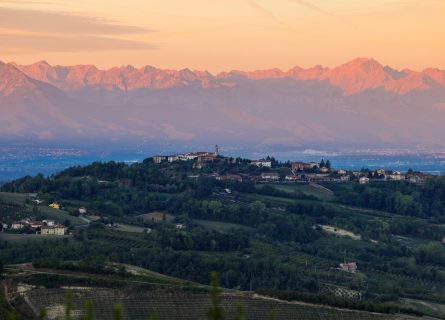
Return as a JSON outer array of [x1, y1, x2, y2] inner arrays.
[[290, 0, 336, 17], [0, 33, 155, 53], [245, 0, 293, 29], [0, 6, 155, 54], [0, 0, 56, 4], [0, 7, 152, 35]]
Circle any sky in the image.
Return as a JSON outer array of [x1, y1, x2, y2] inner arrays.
[[0, 0, 444, 72]]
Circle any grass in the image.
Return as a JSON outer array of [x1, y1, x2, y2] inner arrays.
[[268, 183, 334, 201], [0, 233, 70, 243], [243, 193, 296, 205], [113, 263, 197, 286], [393, 235, 432, 249], [136, 212, 174, 223], [193, 219, 254, 232], [37, 206, 84, 226], [0, 192, 29, 205], [113, 223, 145, 233], [400, 298, 445, 318]]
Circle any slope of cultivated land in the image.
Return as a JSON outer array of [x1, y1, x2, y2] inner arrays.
[[400, 298, 445, 319], [258, 183, 334, 201], [36, 206, 85, 226], [22, 287, 415, 320], [5, 262, 197, 287], [0, 192, 30, 205], [0, 192, 84, 226]]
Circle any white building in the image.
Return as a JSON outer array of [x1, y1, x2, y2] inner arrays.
[[359, 177, 370, 184], [11, 222, 25, 230], [43, 219, 56, 227], [387, 171, 404, 181], [251, 159, 272, 167]]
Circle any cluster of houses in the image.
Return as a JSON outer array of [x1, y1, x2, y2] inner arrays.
[[153, 145, 220, 169], [151, 149, 430, 185], [0, 218, 67, 235], [357, 170, 429, 185]]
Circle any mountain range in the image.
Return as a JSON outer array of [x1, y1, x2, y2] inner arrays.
[[1, 58, 445, 150]]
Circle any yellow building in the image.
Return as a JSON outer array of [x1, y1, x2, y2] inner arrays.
[[49, 202, 61, 210], [41, 225, 66, 235]]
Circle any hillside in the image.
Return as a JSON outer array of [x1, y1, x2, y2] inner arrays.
[[23, 288, 412, 320], [2, 265, 416, 320], [0, 59, 445, 148], [2, 157, 445, 318]]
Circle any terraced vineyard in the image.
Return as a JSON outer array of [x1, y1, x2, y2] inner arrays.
[[23, 287, 414, 320]]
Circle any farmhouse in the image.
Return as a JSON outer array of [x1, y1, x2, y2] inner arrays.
[[78, 207, 88, 214], [41, 225, 66, 236], [339, 262, 357, 274]]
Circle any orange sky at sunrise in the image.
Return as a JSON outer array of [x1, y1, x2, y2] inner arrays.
[[0, 0, 444, 72]]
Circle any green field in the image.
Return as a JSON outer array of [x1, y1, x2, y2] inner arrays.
[[0, 233, 70, 243], [268, 183, 334, 200], [0, 192, 29, 205], [193, 219, 254, 232], [37, 206, 85, 226], [113, 223, 145, 233], [400, 298, 445, 319]]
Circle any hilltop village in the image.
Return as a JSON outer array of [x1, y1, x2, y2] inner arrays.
[[153, 146, 430, 185]]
